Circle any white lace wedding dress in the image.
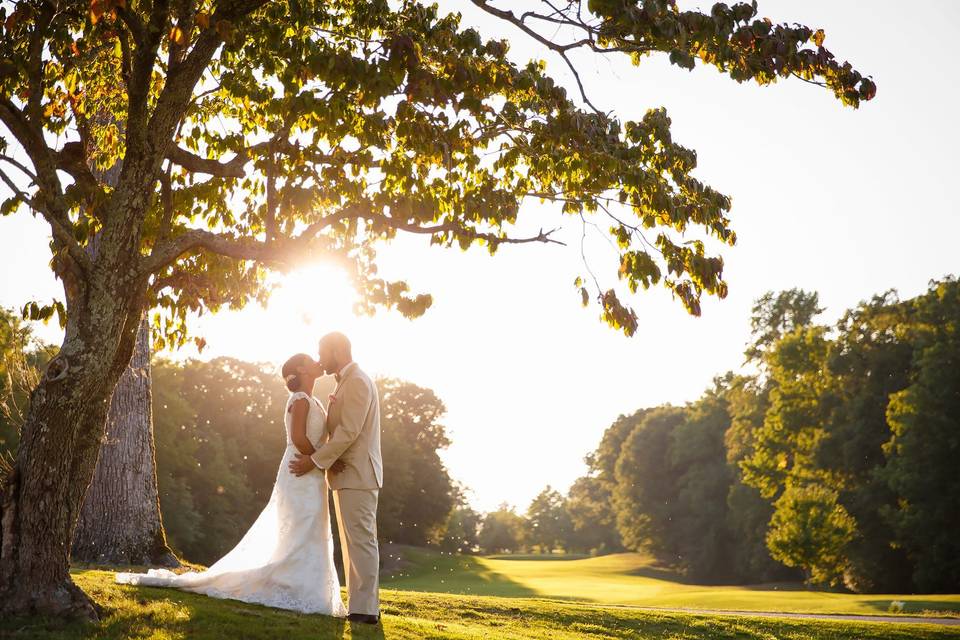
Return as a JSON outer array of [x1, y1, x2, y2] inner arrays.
[[116, 391, 347, 616]]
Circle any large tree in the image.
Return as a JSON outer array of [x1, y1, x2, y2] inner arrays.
[[565, 474, 621, 553], [525, 485, 570, 553], [612, 405, 685, 554], [821, 292, 914, 592], [882, 279, 960, 592], [0, 0, 872, 618], [478, 503, 526, 554], [70, 319, 178, 567], [69, 148, 175, 567]]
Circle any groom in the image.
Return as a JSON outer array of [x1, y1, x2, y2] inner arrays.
[[289, 331, 382, 625]]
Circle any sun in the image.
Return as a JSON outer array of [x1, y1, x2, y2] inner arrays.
[[266, 263, 358, 333], [187, 263, 360, 365]]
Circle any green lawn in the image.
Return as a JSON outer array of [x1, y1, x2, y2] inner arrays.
[[383, 548, 960, 618], [0, 570, 957, 640]]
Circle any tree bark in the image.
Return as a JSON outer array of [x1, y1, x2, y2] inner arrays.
[[68, 136, 177, 568], [70, 316, 177, 567], [0, 260, 147, 620]]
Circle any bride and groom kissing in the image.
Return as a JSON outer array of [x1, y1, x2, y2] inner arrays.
[[117, 332, 383, 625]]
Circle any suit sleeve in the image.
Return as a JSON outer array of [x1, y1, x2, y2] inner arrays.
[[310, 376, 372, 470]]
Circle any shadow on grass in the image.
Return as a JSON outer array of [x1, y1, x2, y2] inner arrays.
[[618, 560, 816, 593], [737, 581, 838, 592], [484, 554, 590, 562], [384, 552, 538, 599], [624, 562, 702, 585]]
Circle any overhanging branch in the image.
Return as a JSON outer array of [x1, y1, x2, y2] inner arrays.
[[140, 205, 357, 276], [141, 206, 565, 278]]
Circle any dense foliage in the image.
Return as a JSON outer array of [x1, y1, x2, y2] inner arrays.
[[554, 279, 960, 592], [478, 504, 527, 554], [376, 378, 458, 546], [0, 0, 874, 343], [439, 504, 482, 554]]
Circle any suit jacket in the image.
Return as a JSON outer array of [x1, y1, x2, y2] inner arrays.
[[310, 362, 383, 490]]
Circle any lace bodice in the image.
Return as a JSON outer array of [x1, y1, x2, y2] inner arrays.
[[284, 391, 327, 448]]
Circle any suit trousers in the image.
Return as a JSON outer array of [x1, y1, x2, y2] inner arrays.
[[333, 488, 380, 616]]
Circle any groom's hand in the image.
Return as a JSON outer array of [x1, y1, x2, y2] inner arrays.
[[289, 453, 316, 476]]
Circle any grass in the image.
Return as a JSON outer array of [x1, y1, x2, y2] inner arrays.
[[383, 548, 960, 618], [1, 569, 958, 640]]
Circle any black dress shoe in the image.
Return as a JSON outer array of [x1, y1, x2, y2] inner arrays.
[[347, 613, 380, 625]]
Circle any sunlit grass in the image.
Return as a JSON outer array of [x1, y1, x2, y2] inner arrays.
[[0, 569, 957, 640], [384, 548, 960, 618]]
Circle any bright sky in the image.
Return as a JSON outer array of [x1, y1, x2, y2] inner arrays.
[[1, 1, 958, 513]]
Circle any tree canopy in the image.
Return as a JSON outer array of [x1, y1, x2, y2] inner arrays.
[[0, 0, 874, 342]]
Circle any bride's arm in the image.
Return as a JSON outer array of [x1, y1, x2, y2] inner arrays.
[[289, 398, 316, 456]]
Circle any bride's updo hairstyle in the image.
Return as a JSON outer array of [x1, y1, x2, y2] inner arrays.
[[281, 353, 313, 392]]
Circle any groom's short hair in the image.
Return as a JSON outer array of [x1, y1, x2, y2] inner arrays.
[[321, 331, 352, 358]]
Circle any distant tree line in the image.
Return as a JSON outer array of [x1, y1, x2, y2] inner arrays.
[[507, 279, 959, 593]]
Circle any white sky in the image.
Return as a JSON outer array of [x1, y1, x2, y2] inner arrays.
[[1, 1, 958, 512]]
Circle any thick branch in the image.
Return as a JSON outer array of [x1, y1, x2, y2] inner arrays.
[[115, 5, 147, 47], [24, 2, 53, 125], [166, 146, 247, 178], [126, 0, 170, 136], [140, 205, 357, 275], [55, 142, 102, 202], [0, 100, 58, 187], [144, 0, 270, 168]]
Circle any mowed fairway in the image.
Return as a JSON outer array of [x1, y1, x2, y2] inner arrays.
[[383, 549, 960, 618]]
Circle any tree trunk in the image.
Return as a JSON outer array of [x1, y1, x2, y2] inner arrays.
[[0, 267, 147, 620], [70, 316, 177, 567], [67, 116, 176, 569]]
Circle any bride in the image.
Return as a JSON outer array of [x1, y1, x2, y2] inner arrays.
[[116, 353, 347, 616]]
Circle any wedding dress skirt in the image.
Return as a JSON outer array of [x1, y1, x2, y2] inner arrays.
[[117, 393, 346, 616]]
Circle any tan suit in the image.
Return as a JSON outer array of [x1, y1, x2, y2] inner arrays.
[[310, 362, 381, 616]]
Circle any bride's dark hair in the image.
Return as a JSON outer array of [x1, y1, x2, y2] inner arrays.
[[281, 353, 313, 392]]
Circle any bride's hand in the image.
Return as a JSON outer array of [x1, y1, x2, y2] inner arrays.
[[288, 453, 316, 476], [330, 459, 347, 474]]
